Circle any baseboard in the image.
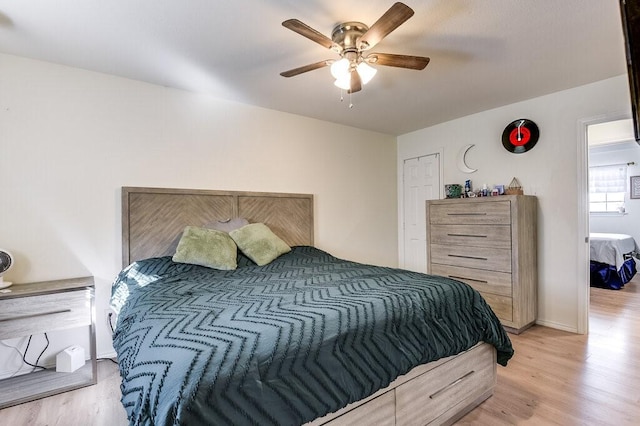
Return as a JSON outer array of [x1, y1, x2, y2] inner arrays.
[[97, 350, 117, 360], [0, 360, 56, 380], [534, 319, 579, 334], [1, 352, 118, 380]]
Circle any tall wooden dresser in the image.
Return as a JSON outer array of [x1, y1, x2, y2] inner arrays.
[[426, 195, 537, 333]]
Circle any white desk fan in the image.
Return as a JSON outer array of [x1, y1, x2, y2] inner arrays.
[[0, 249, 13, 289]]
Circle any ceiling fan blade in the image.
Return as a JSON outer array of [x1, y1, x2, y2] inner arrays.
[[358, 2, 414, 50], [367, 53, 430, 70], [348, 69, 362, 93], [280, 60, 331, 77], [282, 19, 334, 49]]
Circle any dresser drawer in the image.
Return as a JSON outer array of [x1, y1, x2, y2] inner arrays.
[[429, 201, 511, 225], [396, 343, 496, 426], [429, 224, 511, 249], [478, 292, 513, 322], [430, 244, 512, 273], [0, 290, 92, 340], [430, 264, 512, 297]]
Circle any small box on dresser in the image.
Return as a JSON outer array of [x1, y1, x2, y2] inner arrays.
[[426, 195, 537, 333]]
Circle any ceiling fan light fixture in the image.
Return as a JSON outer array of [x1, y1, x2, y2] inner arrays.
[[357, 62, 377, 85], [281, 3, 429, 97], [330, 58, 350, 80], [334, 75, 351, 90]]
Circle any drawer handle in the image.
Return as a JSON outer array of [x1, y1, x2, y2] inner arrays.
[[429, 371, 476, 400], [0, 309, 72, 322], [446, 213, 487, 216], [447, 254, 488, 261], [447, 233, 487, 238], [448, 275, 488, 284]]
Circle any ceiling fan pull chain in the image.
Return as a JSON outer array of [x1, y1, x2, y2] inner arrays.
[[336, 88, 354, 108]]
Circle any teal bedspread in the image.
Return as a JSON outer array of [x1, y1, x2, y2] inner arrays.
[[111, 246, 513, 426]]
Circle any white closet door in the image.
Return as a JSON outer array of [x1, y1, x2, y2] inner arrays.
[[403, 154, 439, 272]]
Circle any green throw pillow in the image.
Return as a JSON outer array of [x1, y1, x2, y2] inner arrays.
[[229, 223, 291, 266], [172, 226, 237, 270]]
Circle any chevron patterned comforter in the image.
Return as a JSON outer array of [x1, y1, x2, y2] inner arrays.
[[111, 246, 513, 426]]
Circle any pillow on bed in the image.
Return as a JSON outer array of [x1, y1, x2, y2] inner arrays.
[[229, 223, 291, 266], [207, 218, 249, 233], [172, 226, 238, 270]]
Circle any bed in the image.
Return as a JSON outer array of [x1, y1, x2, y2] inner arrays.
[[590, 233, 639, 289], [111, 187, 513, 426]]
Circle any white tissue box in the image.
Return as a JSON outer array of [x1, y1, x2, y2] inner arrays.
[[56, 345, 85, 373]]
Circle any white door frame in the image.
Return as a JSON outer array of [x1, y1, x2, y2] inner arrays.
[[398, 149, 444, 269], [576, 110, 631, 334]]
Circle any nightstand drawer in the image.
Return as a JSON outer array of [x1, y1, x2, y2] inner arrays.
[[429, 201, 511, 225], [430, 244, 512, 273], [0, 290, 91, 340], [429, 224, 511, 249]]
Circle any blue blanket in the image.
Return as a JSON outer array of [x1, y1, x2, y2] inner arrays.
[[590, 258, 637, 289], [111, 246, 513, 426]]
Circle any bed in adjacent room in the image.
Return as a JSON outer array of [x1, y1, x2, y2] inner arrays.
[[590, 232, 639, 289], [111, 187, 513, 426]]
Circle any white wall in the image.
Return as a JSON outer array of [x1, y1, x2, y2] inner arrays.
[[398, 75, 631, 333], [589, 142, 640, 245], [0, 53, 398, 367]]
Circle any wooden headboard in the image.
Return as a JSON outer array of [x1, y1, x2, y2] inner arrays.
[[121, 187, 314, 267]]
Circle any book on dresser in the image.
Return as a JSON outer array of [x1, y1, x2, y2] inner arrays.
[[426, 195, 537, 334]]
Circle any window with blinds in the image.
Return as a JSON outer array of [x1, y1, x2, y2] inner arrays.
[[589, 164, 627, 213]]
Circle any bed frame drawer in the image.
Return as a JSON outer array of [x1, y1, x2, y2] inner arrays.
[[428, 201, 511, 225], [430, 244, 512, 273], [430, 264, 512, 297], [0, 290, 92, 340], [429, 224, 511, 249], [322, 390, 395, 426], [396, 343, 496, 425], [310, 344, 497, 426]]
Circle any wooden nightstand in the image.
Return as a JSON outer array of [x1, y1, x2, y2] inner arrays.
[[0, 276, 96, 409]]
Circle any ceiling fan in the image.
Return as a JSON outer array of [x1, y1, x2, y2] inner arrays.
[[280, 2, 430, 94]]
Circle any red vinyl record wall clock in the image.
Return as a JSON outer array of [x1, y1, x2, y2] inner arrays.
[[502, 119, 539, 153]]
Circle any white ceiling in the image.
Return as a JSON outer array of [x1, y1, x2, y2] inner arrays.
[[0, 0, 628, 135]]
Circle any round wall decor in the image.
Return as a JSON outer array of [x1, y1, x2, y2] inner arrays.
[[502, 119, 539, 153]]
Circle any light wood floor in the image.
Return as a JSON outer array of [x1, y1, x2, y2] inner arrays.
[[2, 279, 639, 426], [459, 277, 640, 425]]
